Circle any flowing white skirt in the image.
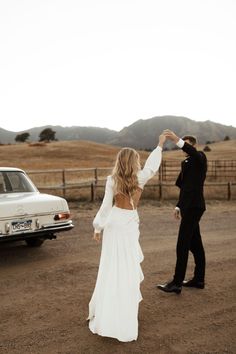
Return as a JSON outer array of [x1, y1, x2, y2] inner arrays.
[[88, 206, 144, 342]]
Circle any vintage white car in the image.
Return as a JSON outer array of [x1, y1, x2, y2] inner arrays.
[[0, 167, 74, 246]]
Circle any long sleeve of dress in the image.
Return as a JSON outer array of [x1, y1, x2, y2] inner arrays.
[[93, 176, 114, 233], [138, 146, 162, 189]]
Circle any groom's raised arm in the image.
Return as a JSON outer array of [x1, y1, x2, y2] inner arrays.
[[179, 141, 206, 164], [163, 129, 206, 164]]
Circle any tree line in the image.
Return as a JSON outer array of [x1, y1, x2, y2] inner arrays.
[[15, 129, 231, 146], [15, 128, 56, 143]]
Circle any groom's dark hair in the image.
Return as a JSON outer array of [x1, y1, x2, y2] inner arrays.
[[182, 135, 197, 146]]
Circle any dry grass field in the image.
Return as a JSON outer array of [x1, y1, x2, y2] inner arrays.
[[163, 139, 236, 161], [0, 139, 235, 170], [0, 140, 127, 170], [0, 139, 235, 201]]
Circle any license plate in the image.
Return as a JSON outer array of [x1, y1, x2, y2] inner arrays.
[[12, 220, 32, 232]]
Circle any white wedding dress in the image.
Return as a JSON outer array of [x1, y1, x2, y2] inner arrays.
[[88, 146, 162, 342]]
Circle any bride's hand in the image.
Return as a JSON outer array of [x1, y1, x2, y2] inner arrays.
[[93, 232, 101, 243], [158, 134, 166, 148]]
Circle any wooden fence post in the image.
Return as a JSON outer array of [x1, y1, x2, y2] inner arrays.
[[159, 182, 163, 200], [62, 169, 66, 198], [93, 168, 98, 201], [94, 168, 98, 185], [158, 162, 163, 200], [227, 182, 231, 200], [91, 183, 95, 202]]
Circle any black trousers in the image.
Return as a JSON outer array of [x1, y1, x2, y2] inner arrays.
[[173, 208, 206, 286]]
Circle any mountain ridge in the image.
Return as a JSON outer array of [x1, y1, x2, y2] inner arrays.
[[1, 116, 235, 149]]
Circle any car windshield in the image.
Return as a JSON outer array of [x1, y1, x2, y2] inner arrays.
[[0, 171, 37, 193]]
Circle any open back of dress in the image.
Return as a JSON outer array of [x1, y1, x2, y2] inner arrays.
[[114, 187, 143, 210]]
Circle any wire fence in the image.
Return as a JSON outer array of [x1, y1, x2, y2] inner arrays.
[[27, 160, 236, 201]]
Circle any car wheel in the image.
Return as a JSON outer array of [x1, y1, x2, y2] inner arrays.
[[25, 238, 45, 247]]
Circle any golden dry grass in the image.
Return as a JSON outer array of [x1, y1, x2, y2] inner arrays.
[[0, 140, 151, 170], [0, 139, 235, 200], [163, 139, 236, 160], [0, 139, 235, 171]]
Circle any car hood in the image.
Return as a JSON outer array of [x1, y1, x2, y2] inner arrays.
[[0, 192, 69, 218]]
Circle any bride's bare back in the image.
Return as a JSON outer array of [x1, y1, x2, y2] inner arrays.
[[114, 187, 143, 210]]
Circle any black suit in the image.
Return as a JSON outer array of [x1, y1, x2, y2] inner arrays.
[[173, 142, 207, 286]]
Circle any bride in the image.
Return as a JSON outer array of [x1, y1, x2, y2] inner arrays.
[[87, 134, 166, 342]]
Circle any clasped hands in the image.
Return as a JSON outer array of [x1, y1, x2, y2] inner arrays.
[[158, 129, 180, 148], [160, 129, 180, 144]]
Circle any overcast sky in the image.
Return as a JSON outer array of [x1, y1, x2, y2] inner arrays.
[[0, 0, 235, 132]]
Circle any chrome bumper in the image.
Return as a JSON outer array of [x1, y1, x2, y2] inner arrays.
[[0, 221, 74, 242]]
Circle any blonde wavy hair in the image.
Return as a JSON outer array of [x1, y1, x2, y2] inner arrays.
[[112, 147, 141, 196]]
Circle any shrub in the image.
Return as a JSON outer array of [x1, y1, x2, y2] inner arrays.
[[203, 145, 211, 152]]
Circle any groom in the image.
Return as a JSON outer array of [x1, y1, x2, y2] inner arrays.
[[157, 130, 207, 294]]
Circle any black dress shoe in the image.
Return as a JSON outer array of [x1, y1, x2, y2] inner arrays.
[[157, 281, 182, 294], [182, 279, 205, 289]]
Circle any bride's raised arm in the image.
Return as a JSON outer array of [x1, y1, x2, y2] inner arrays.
[[138, 134, 165, 188]]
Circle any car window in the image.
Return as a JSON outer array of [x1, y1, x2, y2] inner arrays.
[[0, 171, 37, 193]]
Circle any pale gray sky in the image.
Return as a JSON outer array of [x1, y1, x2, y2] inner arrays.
[[0, 0, 235, 132]]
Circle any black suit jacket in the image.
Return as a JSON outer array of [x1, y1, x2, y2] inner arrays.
[[176, 142, 207, 210]]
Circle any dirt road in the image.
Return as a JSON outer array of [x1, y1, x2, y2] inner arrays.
[[0, 201, 235, 354]]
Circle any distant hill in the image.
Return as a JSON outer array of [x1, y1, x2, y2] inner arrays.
[[1, 116, 236, 148], [0, 125, 118, 145], [0, 127, 17, 144], [108, 116, 236, 149]]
